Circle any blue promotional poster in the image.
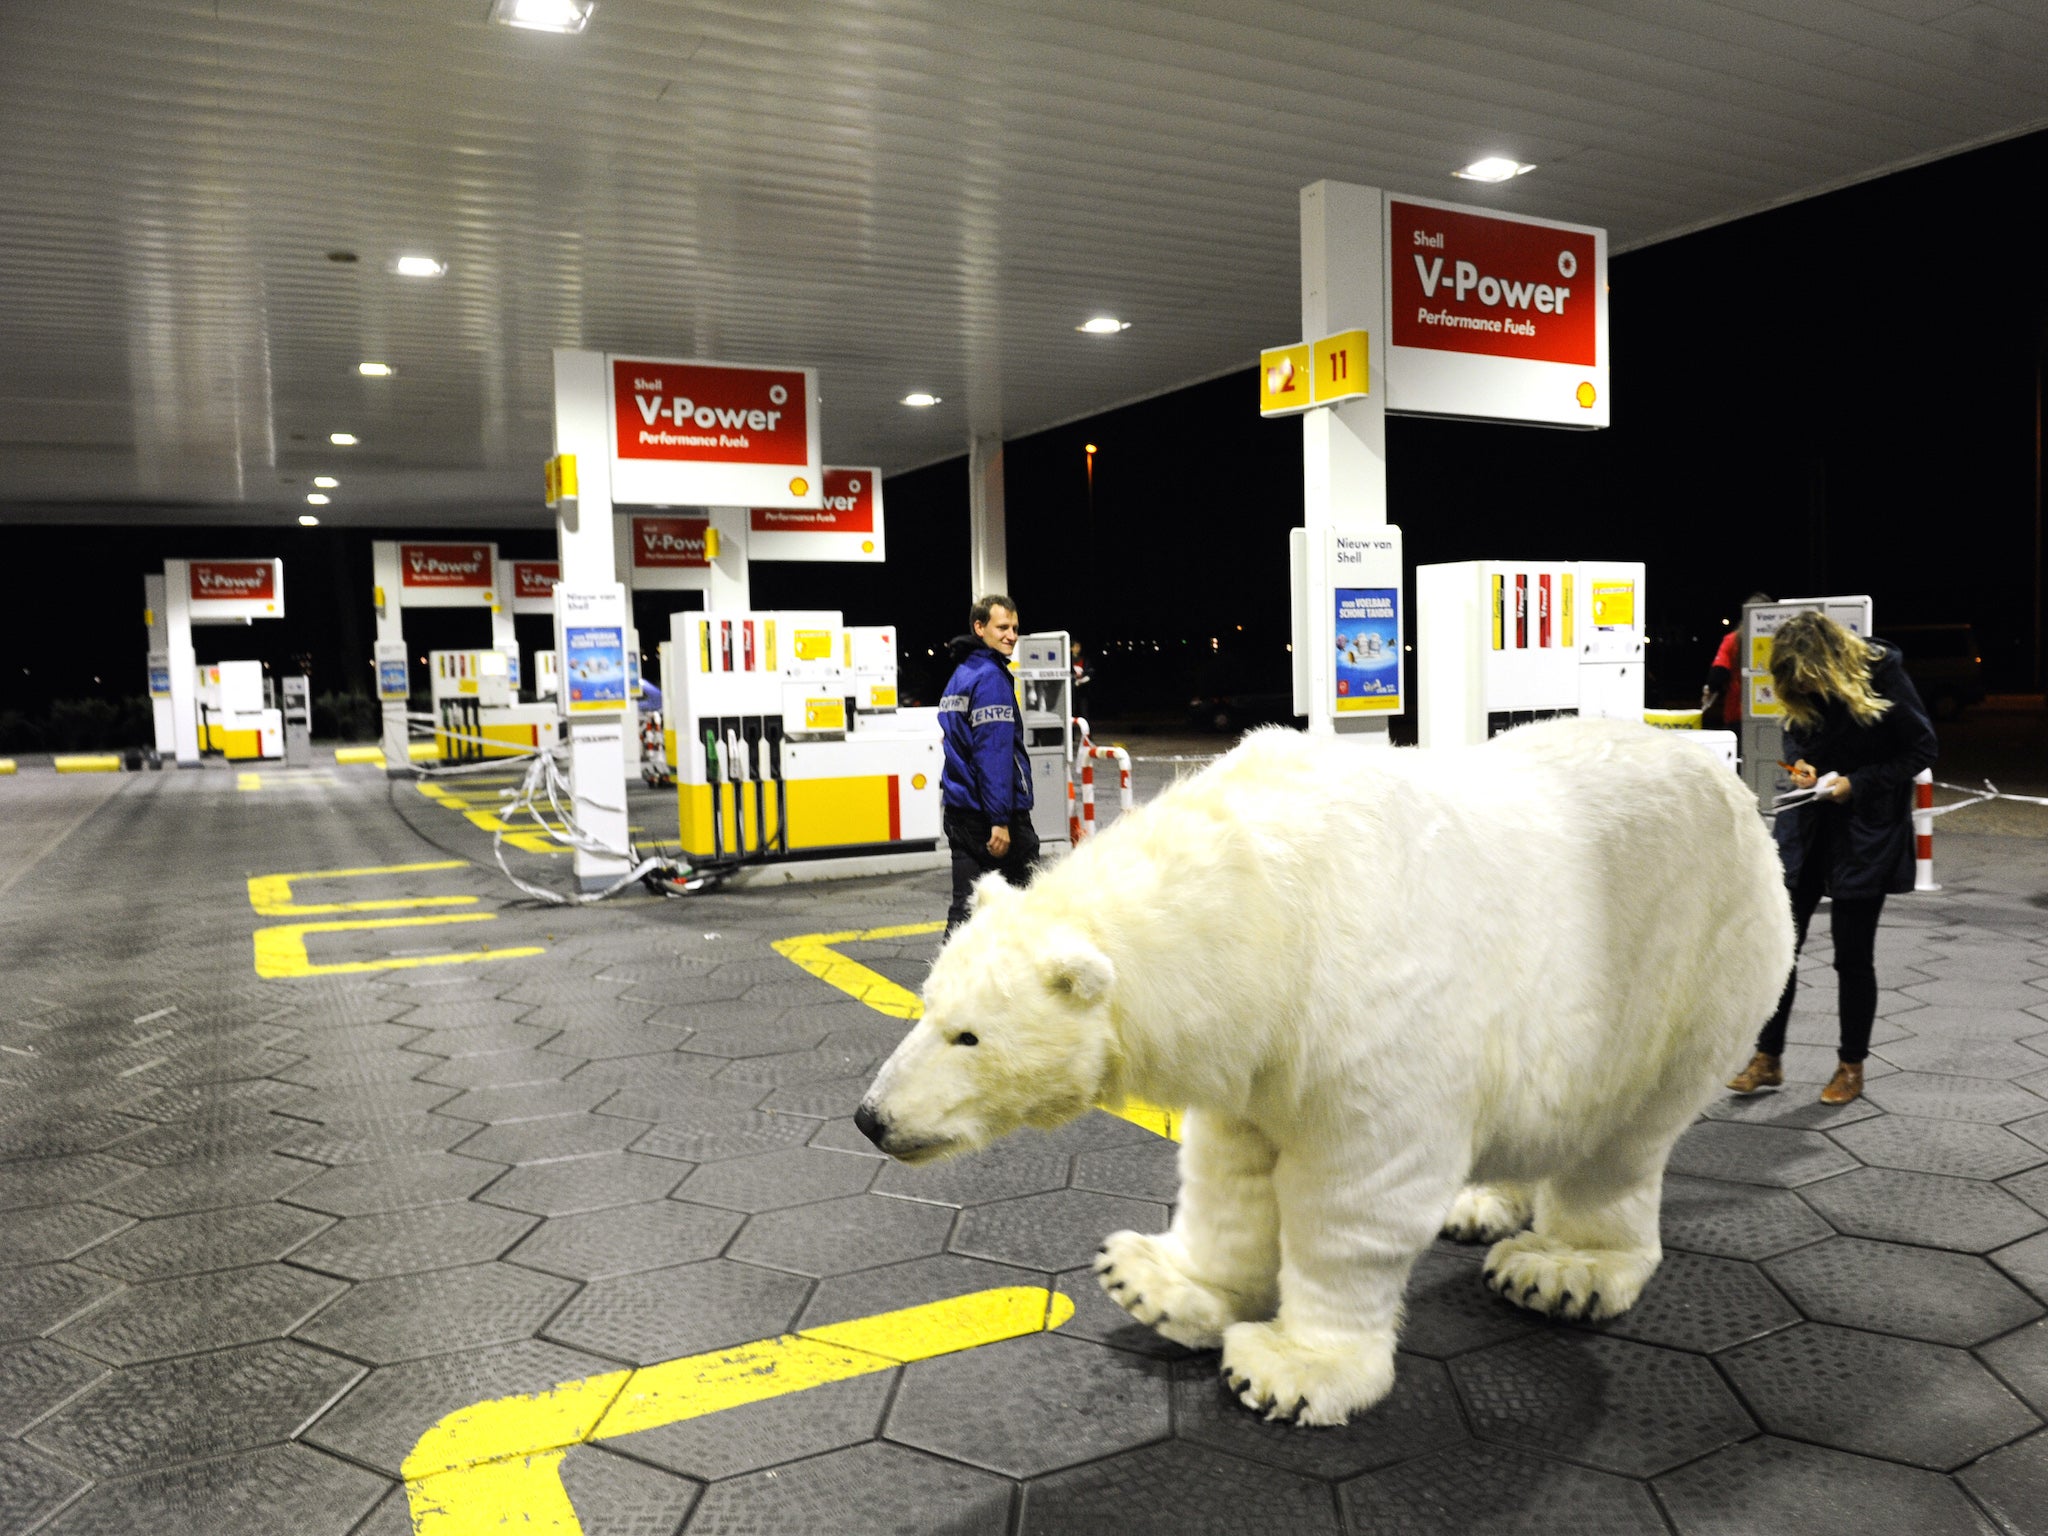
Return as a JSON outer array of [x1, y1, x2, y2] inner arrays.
[[377, 659, 409, 700], [565, 625, 627, 713], [148, 665, 172, 698], [1334, 588, 1400, 713]]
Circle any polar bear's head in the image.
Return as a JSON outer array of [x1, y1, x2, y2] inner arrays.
[[855, 877, 1117, 1163]]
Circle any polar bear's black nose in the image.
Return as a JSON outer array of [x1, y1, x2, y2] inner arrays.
[[853, 1101, 886, 1148]]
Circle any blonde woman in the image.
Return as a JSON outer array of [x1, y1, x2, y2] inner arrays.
[[1728, 612, 1937, 1105]]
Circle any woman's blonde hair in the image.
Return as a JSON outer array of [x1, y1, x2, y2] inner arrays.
[[1769, 611, 1891, 729]]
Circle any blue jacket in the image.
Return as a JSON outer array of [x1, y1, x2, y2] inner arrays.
[[939, 645, 1033, 821]]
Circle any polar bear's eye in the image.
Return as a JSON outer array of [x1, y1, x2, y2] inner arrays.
[[954, 1032, 979, 1047]]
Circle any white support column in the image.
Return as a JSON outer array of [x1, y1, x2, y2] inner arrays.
[[554, 347, 632, 891], [489, 551, 517, 655], [161, 561, 200, 766], [968, 435, 1008, 599], [144, 574, 174, 758], [1300, 180, 1390, 744], [705, 508, 752, 608], [371, 541, 410, 775]]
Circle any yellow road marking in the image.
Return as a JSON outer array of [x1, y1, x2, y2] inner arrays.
[[771, 923, 1181, 1140], [253, 914, 545, 979], [334, 745, 385, 765], [237, 771, 338, 791], [247, 861, 473, 916], [403, 1286, 1073, 1535]]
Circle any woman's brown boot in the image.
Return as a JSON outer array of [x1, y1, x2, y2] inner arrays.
[[1820, 1061, 1864, 1105], [1727, 1053, 1783, 1094]]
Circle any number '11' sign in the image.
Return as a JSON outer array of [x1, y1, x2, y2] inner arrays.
[[1258, 329, 1370, 417]]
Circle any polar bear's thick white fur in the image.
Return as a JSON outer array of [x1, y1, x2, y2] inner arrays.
[[857, 718, 1793, 1426]]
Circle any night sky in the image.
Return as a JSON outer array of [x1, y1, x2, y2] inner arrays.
[[5, 127, 2043, 737]]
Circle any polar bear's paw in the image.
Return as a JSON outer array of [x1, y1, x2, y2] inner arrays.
[[1440, 1182, 1533, 1243], [1482, 1231, 1657, 1321], [1218, 1320, 1396, 1427], [1093, 1230, 1254, 1349]]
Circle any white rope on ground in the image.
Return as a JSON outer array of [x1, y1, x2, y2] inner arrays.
[[1927, 779, 2048, 815], [398, 720, 704, 902]]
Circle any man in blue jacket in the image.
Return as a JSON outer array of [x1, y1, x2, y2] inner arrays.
[[939, 594, 1037, 933]]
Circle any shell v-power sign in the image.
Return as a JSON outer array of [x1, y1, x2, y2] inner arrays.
[[606, 354, 823, 508], [1263, 192, 1608, 429]]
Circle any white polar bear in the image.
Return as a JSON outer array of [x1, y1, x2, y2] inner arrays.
[[856, 719, 1792, 1426]]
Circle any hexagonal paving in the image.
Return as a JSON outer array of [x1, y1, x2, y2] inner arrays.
[[505, 1199, 742, 1279], [26, 1339, 364, 1477], [286, 1203, 536, 1279], [54, 1263, 346, 1365], [13, 776, 2048, 1530], [727, 1192, 955, 1276], [887, 1332, 1172, 1477], [543, 1258, 812, 1364], [1719, 1322, 2041, 1469], [1800, 1166, 2048, 1252], [1449, 1331, 1754, 1477], [1764, 1236, 2044, 1346]]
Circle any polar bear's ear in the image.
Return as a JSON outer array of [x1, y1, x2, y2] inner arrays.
[[1040, 930, 1113, 1004]]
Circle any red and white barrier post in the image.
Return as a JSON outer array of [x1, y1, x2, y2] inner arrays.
[[1912, 768, 1939, 892], [1072, 742, 1133, 843]]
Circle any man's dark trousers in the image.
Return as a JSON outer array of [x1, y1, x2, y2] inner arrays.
[[943, 808, 1040, 933]]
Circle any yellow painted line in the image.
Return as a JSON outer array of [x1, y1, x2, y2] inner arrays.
[[238, 771, 339, 791], [0, 758, 18, 774], [53, 754, 122, 773], [254, 914, 543, 979], [334, 745, 385, 765], [403, 1286, 1072, 1535], [247, 861, 473, 916], [409, 742, 442, 761], [772, 923, 1181, 1140]]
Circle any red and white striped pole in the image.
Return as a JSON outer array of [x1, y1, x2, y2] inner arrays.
[[1080, 757, 1097, 839], [1912, 768, 1939, 892]]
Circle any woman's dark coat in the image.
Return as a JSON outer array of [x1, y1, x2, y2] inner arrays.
[[1774, 641, 1938, 899]]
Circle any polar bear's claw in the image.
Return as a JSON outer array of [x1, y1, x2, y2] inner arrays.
[[1219, 1320, 1396, 1427], [1442, 1182, 1535, 1243], [1483, 1231, 1655, 1322], [1095, 1230, 1254, 1349]]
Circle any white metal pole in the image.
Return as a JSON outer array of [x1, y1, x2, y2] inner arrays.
[[162, 560, 200, 767], [1299, 181, 1390, 745], [553, 348, 633, 891]]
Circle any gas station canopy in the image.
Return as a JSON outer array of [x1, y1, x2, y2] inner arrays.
[[3, 0, 2044, 525]]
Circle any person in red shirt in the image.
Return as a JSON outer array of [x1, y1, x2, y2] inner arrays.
[[1700, 592, 1773, 728]]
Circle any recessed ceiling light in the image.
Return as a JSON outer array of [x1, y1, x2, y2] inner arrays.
[[313, 476, 338, 488], [1453, 157, 1536, 183], [306, 493, 330, 505], [1076, 316, 1130, 334], [358, 362, 393, 377], [329, 433, 357, 445], [488, 0, 595, 33], [326, 251, 358, 264], [394, 255, 446, 278], [901, 392, 941, 407], [299, 514, 321, 526]]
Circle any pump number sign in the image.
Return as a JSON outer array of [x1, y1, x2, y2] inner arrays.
[[608, 354, 822, 510]]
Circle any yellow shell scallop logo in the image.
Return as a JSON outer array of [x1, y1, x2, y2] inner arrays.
[[912, 773, 927, 790], [1575, 382, 1598, 409], [789, 477, 809, 496], [861, 540, 874, 554]]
